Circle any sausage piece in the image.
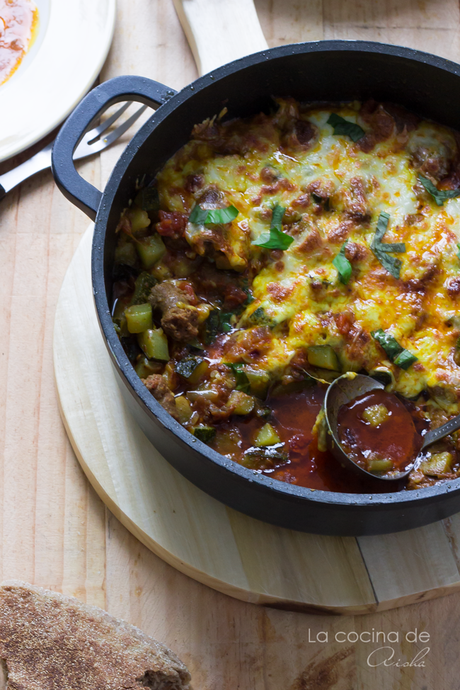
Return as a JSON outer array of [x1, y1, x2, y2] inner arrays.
[[143, 374, 179, 420], [149, 281, 199, 342]]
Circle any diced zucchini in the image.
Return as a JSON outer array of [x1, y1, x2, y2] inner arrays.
[[241, 444, 288, 470], [136, 234, 166, 268], [134, 357, 163, 379], [129, 207, 151, 233], [137, 328, 169, 360], [254, 423, 281, 447], [307, 345, 340, 371], [134, 186, 160, 212], [367, 458, 394, 474], [245, 368, 270, 398], [362, 404, 389, 427], [227, 390, 255, 415], [131, 272, 157, 305], [186, 389, 220, 403], [176, 356, 209, 384], [193, 426, 216, 443], [125, 303, 152, 334], [175, 395, 192, 423], [420, 452, 453, 476], [115, 240, 137, 266], [170, 255, 198, 278]]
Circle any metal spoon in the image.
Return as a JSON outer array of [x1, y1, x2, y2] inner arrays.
[[324, 372, 460, 483]]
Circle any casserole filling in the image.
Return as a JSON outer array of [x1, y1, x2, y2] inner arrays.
[[112, 99, 460, 492]]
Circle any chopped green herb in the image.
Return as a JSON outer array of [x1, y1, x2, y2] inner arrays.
[[371, 329, 403, 360], [252, 204, 294, 250], [176, 356, 204, 379], [333, 241, 352, 284], [220, 312, 234, 333], [204, 309, 236, 342], [419, 174, 460, 206], [393, 349, 418, 370], [248, 306, 271, 326], [204, 309, 221, 344], [131, 272, 157, 305], [189, 205, 239, 224], [225, 363, 251, 393], [327, 113, 365, 142], [371, 329, 418, 370], [371, 212, 405, 279]]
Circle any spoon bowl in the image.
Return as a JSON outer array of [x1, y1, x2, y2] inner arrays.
[[324, 372, 460, 484], [324, 373, 413, 483]]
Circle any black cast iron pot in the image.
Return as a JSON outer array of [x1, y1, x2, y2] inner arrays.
[[52, 40, 460, 536]]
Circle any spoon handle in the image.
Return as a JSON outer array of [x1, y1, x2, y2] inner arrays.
[[421, 413, 460, 451]]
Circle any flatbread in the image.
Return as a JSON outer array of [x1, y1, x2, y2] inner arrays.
[[0, 581, 191, 690]]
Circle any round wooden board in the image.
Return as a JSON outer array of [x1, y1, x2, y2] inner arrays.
[[54, 225, 460, 615]]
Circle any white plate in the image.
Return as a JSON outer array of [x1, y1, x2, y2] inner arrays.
[[0, 0, 116, 162]]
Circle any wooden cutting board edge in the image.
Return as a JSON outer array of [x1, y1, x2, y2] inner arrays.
[[53, 225, 460, 615]]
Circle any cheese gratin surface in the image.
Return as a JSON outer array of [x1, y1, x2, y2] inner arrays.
[[113, 99, 460, 491]]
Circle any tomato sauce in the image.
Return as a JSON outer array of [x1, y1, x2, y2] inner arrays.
[[337, 389, 424, 476], [213, 385, 429, 493], [0, 0, 38, 87]]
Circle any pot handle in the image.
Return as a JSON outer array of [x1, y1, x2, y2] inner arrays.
[[52, 75, 177, 220]]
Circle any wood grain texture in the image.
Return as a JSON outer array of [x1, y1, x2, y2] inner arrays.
[[0, 0, 459, 687], [54, 225, 460, 617], [54, 225, 377, 615], [173, 0, 268, 75]]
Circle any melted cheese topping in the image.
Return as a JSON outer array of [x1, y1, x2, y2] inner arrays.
[[156, 100, 460, 412]]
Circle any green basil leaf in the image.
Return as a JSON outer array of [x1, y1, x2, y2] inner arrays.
[[327, 113, 365, 142], [373, 247, 403, 279], [252, 227, 294, 250], [371, 329, 403, 360], [189, 205, 239, 225], [371, 212, 405, 279], [204, 309, 221, 344], [332, 241, 352, 284], [271, 203, 285, 230], [189, 205, 209, 224], [252, 204, 293, 250], [419, 175, 460, 206], [378, 242, 406, 254], [371, 329, 418, 369], [373, 212, 391, 243], [225, 363, 251, 393], [220, 312, 234, 333], [205, 206, 239, 224], [393, 350, 418, 370]]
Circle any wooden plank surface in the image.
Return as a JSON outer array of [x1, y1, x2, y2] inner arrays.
[[1, 0, 460, 687]]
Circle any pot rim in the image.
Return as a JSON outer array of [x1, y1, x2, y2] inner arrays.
[[92, 39, 460, 510]]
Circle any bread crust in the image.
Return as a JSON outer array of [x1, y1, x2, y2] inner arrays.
[[0, 581, 191, 690]]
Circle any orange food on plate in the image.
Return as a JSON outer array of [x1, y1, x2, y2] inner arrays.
[[0, 0, 38, 87]]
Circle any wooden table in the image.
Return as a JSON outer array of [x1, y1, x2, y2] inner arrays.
[[1, 1, 460, 687]]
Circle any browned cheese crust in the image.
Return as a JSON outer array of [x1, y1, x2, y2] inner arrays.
[[0, 581, 191, 690]]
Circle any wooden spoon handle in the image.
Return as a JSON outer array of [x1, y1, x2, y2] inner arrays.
[[173, 0, 269, 76]]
